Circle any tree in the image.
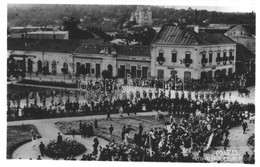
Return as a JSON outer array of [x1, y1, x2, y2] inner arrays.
[[61, 67, 68, 81], [79, 65, 87, 80], [7, 56, 16, 72], [101, 70, 112, 79], [42, 66, 48, 76]]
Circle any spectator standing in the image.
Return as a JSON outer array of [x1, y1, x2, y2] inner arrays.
[[93, 137, 99, 155], [72, 128, 75, 138], [57, 132, 63, 143], [94, 119, 98, 128], [107, 108, 112, 121], [242, 121, 248, 134], [39, 142, 45, 157], [109, 124, 114, 140], [243, 152, 250, 164]]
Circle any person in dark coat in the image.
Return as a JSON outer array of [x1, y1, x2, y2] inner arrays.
[[72, 128, 75, 138], [94, 119, 98, 128], [109, 125, 114, 135], [93, 137, 99, 155], [57, 132, 63, 143], [242, 121, 247, 134], [107, 108, 112, 121], [243, 152, 250, 164], [138, 123, 143, 135], [39, 142, 45, 157]]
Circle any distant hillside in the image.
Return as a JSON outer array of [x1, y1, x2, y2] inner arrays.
[[8, 4, 255, 28]]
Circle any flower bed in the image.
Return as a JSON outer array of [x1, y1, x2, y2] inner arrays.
[[44, 138, 86, 158]]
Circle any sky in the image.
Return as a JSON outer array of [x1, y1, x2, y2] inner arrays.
[[6, 0, 256, 13]]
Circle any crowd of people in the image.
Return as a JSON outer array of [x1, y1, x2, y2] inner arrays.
[[7, 83, 254, 122], [30, 94, 254, 162]]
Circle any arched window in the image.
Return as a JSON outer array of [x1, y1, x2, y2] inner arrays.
[[52, 60, 57, 75], [108, 64, 113, 75], [184, 71, 191, 81], [27, 59, 33, 73], [171, 50, 177, 63], [37, 60, 42, 73], [201, 71, 207, 80], [209, 51, 213, 63], [207, 71, 212, 81], [157, 69, 164, 79], [214, 70, 221, 79], [171, 70, 177, 79]]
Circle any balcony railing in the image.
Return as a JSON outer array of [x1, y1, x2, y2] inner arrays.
[[183, 58, 192, 67]]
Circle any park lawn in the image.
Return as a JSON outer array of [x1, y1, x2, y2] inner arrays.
[[7, 124, 41, 159], [55, 115, 171, 144]]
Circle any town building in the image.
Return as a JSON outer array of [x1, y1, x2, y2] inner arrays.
[[73, 43, 150, 79], [27, 31, 69, 40], [224, 24, 255, 53], [236, 43, 255, 75], [8, 25, 61, 38], [7, 38, 150, 79], [7, 38, 79, 76], [150, 25, 237, 81], [130, 6, 152, 26]]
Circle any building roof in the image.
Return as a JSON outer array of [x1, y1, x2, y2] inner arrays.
[[7, 38, 80, 53], [152, 25, 236, 46], [73, 39, 105, 54], [227, 24, 255, 36], [236, 43, 255, 62], [207, 24, 234, 30], [27, 31, 68, 35], [115, 45, 150, 57], [8, 38, 150, 57]]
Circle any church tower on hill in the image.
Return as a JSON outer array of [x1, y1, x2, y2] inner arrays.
[[130, 5, 152, 26]]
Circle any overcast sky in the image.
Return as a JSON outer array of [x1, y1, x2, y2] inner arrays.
[[6, 0, 256, 13]]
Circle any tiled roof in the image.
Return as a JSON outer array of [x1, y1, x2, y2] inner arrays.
[[8, 38, 150, 57], [8, 38, 39, 51], [236, 43, 255, 61], [33, 39, 80, 53], [7, 38, 80, 53], [152, 25, 236, 46], [7, 38, 105, 53], [115, 45, 150, 57], [73, 39, 105, 54]]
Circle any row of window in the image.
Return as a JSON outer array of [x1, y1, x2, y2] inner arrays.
[[158, 50, 233, 64], [118, 65, 148, 78], [76, 62, 101, 77], [157, 68, 233, 80]]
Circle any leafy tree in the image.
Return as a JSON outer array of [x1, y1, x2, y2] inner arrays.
[[61, 67, 68, 81], [101, 70, 112, 79], [7, 56, 16, 72]]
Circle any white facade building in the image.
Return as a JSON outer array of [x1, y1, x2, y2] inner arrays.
[[8, 38, 151, 79], [151, 25, 236, 81]]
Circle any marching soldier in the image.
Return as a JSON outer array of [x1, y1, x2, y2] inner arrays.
[[195, 92, 198, 100], [148, 89, 153, 99]]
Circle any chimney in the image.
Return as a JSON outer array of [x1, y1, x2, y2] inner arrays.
[[194, 25, 199, 33]]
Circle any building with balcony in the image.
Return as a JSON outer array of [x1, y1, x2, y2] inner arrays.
[[150, 25, 237, 81]]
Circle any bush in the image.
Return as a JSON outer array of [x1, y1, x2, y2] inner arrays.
[[248, 133, 255, 149], [44, 138, 86, 158]]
